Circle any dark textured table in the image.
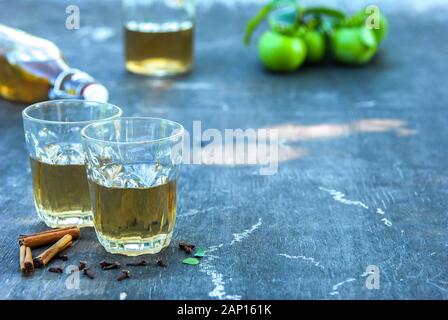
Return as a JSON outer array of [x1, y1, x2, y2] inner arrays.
[[1, 0, 447, 300]]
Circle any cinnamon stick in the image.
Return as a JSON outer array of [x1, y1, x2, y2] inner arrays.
[[33, 234, 73, 268], [19, 245, 34, 276], [19, 245, 25, 271], [18, 226, 80, 248]]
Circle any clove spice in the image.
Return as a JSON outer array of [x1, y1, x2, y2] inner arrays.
[[79, 260, 88, 271], [48, 267, 63, 273], [156, 257, 167, 268], [83, 268, 95, 279], [126, 260, 148, 267], [117, 270, 130, 281], [179, 242, 195, 254], [19, 245, 34, 276], [56, 254, 68, 261], [100, 261, 120, 270]]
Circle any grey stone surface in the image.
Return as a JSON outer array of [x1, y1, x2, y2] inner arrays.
[[0, 0, 447, 299]]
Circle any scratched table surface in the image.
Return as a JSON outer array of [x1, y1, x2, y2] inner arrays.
[[1, 0, 447, 300]]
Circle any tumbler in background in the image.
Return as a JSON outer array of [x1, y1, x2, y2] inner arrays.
[[123, 0, 195, 76], [81, 117, 184, 255], [22, 100, 122, 227]]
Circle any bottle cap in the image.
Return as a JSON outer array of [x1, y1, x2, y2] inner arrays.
[[50, 69, 109, 102], [81, 83, 109, 102]]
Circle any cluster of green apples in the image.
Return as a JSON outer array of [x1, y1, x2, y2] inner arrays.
[[244, 1, 389, 72]]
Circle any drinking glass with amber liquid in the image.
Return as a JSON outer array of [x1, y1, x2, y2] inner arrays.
[[22, 100, 122, 228], [81, 117, 184, 255], [123, 0, 195, 76]]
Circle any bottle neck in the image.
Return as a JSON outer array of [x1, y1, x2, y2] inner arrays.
[[49, 69, 109, 102]]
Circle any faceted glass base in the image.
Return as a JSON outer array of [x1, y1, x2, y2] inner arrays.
[[36, 206, 93, 228], [95, 230, 173, 256]]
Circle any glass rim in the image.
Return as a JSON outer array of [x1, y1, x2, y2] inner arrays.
[[81, 116, 184, 145], [22, 99, 123, 125]]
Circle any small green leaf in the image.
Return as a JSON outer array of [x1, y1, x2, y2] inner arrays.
[[268, 6, 298, 35], [243, 0, 300, 45], [183, 257, 200, 265], [272, 0, 297, 5], [244, 3, 275, 45], [194, 248, 206, 258]]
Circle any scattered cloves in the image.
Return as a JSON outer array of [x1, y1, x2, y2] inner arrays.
[[156, 257, 167, 268], [79, 260, 88, 271], [83, 268, 95, 279], [56, 254, 68, 261], [179, 242, 195, 254], [48, 267, 63, 273], [126, 260, 148, 267], [100, 260, 120, 270], [117, 270, 130, 281]]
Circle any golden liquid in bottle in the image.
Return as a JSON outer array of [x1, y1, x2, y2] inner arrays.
[[124, 21, 193, 76], [0, 56, 59, 103], [0, 24, 63, 103], [90, 180, 177, 255], [0, 24, 106, 103], [30, 158, 92, 227]]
